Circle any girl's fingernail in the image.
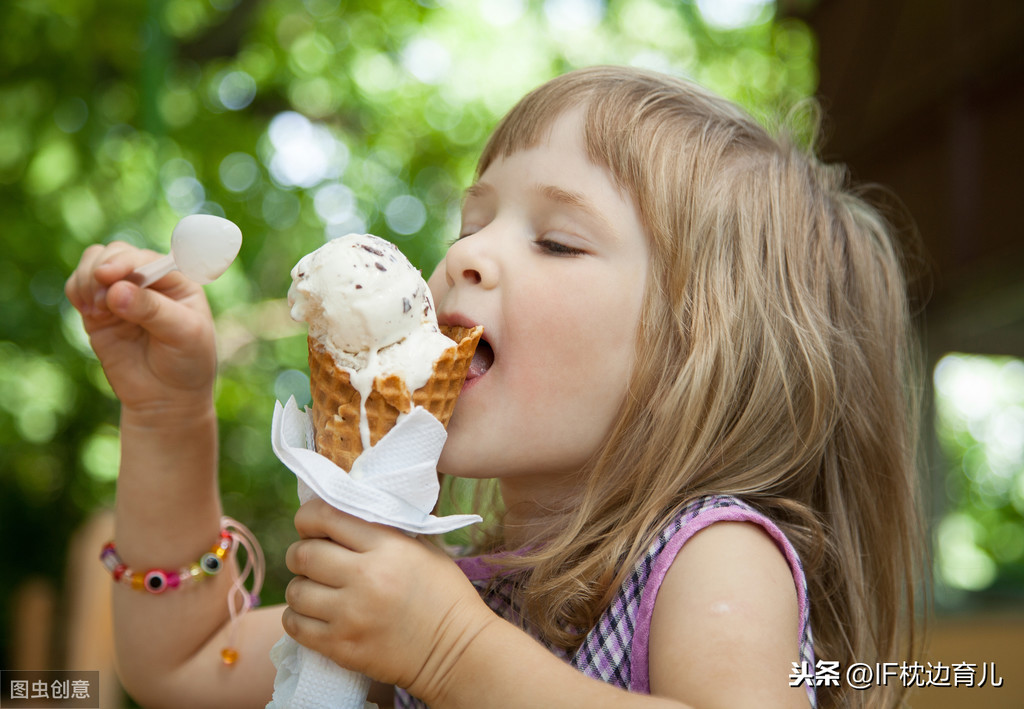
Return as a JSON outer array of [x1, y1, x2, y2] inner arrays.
[[93, 288, 108, 309], [110, 285, 133, 311]]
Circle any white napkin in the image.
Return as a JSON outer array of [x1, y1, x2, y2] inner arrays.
[[268, 636, 373, 709], [267, 397, 481, 709]]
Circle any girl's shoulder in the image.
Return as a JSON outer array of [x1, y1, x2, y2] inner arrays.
[[647, 494, 804, 568], [572, 494, 817, 704]]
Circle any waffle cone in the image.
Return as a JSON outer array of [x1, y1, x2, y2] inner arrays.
[[307, 325, 483, 472]]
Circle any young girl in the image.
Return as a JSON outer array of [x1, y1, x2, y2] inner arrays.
[[66, 66, 924, 709]]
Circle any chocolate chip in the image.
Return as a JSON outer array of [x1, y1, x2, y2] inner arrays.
[[375, 262, 386, 271], [360, 244, 385, 257], [355, 284, 362, 289]]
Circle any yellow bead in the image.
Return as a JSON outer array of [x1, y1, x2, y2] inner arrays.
[[221, 647, 239, 665], [188, 562, 203, 580], [131, 573, 145, 590], [215, 546, 227, 559]]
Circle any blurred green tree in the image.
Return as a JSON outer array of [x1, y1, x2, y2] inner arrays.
[[0, 0, 818, 669], [933, 354, 1024, 606]]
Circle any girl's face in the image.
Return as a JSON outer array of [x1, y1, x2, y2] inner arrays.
[[427, 109, 649, 503]]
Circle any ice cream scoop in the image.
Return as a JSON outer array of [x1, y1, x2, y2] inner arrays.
[[130, 214, 243, 288], [288, 234, 453, 389], [288, 233, 437, 356]]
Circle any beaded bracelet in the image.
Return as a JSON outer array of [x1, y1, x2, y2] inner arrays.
[[100, 516, 265, 666], [100, 529, 233, 593]]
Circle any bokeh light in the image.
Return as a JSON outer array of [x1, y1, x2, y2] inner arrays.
[[934, 353, 1024, 596], [266, 111, 348, 189], [696, 0, 775, 30]]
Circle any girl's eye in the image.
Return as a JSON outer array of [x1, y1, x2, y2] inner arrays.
[[535, 238, 586, 256], [449, 226, 479, 246]]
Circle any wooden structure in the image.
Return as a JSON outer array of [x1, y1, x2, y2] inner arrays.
[[787, 2, 1024, 706], [788, 0, 1024, 356]]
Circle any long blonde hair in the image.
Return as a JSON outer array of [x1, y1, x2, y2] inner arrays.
[[459, 66, 924, 709]]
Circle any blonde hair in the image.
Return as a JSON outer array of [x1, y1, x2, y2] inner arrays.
[[460, 66, 924, 709]]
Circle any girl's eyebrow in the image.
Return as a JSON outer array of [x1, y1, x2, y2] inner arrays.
[[462, 182, 494, 202], [535, 183, 618, 238], [461, 180, 619, 240]]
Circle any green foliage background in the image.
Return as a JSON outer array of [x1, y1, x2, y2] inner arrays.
[[0, 0, 819, 668]]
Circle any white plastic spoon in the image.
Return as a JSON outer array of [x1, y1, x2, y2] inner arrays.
[[130, 214, 243, 288]]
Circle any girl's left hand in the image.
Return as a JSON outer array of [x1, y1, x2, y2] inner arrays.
[[283, 498, 497, 701]]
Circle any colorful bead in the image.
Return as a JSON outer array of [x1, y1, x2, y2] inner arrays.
[[131, 573, 145, 590], [113, 564, 127, 581], [201, 552, 223, 575], [167, 573, 181, 589], [221, 647, 239, 665], [188, 562, 203, 580], [144, 570, 168, 594]]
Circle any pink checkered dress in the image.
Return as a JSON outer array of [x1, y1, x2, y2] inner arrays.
[[395, 495, 816, 707]]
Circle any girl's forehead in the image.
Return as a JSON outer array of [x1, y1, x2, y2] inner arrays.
[[478, 106, 590, 172]]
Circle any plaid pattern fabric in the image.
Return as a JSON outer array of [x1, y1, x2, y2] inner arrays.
[[395, 495, 816, 708]]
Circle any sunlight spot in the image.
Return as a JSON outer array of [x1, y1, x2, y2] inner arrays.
[[696, 0, 774, 30]]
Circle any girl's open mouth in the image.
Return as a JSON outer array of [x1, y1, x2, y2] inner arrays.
[[467, 338, 494, 380]]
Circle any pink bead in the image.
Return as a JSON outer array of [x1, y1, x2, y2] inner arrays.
[[144, 570, 168, 594], [167, 573, 180, 589]]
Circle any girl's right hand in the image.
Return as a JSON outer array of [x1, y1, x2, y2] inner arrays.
[[65, 241, 218, 417]]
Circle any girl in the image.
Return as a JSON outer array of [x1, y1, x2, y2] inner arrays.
[[66, 66, 924, 709]]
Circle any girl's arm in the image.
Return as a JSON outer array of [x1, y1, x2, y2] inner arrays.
[[66, 244, 283, 708], [284, 503, 809, 709], [646, 521, 809, 708]]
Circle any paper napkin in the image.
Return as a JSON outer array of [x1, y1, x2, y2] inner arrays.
[[266, 397, 481, 708]]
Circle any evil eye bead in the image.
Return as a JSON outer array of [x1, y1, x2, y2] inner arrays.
[[144, 570, 169, 594], [201, 552, 223, 575]]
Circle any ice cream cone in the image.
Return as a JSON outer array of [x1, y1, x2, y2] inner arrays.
[[307, 324, 483, 471]]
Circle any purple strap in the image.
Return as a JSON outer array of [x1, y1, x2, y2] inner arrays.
[[629, 504, 812, 693]]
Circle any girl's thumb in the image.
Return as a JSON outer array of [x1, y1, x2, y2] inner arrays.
[[106, 281, 185, 343]]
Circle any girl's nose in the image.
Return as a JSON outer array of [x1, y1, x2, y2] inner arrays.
[[444, 233, 499, 290]]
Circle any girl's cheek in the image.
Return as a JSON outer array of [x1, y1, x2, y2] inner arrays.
[[426, 262, 449, 301]]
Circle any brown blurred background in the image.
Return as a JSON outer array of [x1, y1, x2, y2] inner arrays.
[[793, 0, 1024, 706]]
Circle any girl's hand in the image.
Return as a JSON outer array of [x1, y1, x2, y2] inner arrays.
[[65, 241, 217, 417], [283, 499, 497, 703]]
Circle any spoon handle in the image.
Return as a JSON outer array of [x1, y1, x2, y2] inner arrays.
[[128, 254, 177, 288]]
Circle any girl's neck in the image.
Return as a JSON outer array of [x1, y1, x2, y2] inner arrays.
[[497, 476, 580, 550]]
